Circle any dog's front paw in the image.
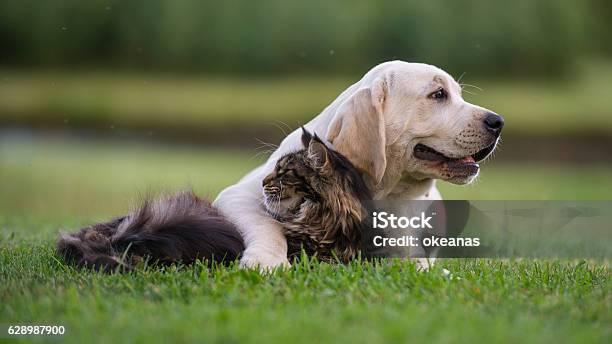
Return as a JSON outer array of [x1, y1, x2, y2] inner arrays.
[[414, 257, 436, 271], [239, 248, 290, 272]]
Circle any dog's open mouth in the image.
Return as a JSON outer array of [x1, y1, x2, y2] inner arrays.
[[413, 142, 496, 175]]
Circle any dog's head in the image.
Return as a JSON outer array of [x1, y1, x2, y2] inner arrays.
[[327, 61, 503, 186]]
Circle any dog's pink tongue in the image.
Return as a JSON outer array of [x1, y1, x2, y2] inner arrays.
[[460, 156, 476, 164], [447, 155, 477, 168]]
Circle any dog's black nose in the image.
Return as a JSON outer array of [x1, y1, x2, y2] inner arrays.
[[483, 112, 504, 136]]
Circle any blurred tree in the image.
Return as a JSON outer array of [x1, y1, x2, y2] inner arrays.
[[0, 0, 607, 77]]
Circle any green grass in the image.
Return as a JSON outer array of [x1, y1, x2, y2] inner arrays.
[[0, 237, 609, 343], [2, 59, 612, 136], [1, 137, 610, 343]]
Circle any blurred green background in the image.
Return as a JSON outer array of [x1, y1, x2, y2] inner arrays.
[[1, 0, 611, 221]]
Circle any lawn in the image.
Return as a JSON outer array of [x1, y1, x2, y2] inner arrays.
[[1, 243, 609, 343], [0, 135, 610, 342]]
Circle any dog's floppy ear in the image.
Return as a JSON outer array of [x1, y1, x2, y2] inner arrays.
[[326, 78, 387, 184]]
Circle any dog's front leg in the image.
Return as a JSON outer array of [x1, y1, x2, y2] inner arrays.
[[214, 175, 289, 271], [386, 178, 442, 270]]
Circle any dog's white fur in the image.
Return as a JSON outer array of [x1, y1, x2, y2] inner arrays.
[[213, 61, 498, 269]]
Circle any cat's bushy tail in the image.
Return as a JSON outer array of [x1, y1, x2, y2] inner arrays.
[[56, 190, 244, 272]]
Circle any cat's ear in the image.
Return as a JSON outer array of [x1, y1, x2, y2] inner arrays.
[[307, 136, 330, 169], [300, 126, 313, 148]]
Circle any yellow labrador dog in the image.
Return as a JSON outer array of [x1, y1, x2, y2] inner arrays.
[[213, 61, 503, 269]]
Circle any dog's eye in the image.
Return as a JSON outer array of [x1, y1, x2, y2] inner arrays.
[[429, 88, 447, 101]]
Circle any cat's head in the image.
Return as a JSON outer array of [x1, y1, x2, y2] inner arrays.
[[262, 128, 371, 219]]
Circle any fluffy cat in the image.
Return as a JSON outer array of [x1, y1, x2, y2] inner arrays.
[[57, 128, 370, 271], [263, 129, 370, 262]]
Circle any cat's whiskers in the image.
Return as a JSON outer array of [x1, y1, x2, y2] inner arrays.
[[268, 183, 283, 219], [263, 194, 277, 218], [262, 187, 282, 219]]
